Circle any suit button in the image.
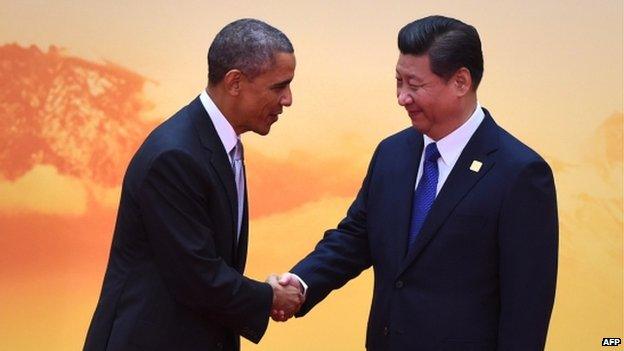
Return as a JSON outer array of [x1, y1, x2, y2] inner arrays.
[[383, 326, 389, 336], [395, 280, 404, 289]]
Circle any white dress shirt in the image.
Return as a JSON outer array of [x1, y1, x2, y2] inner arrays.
[[199, 90, 244, 241], [417, 103, 485, 194]]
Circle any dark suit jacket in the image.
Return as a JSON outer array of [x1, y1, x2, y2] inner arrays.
[[84, 97, 273, 351], [292, 110, 558, 351]]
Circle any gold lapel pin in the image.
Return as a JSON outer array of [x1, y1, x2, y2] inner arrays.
[[470, 160, 483, 172]]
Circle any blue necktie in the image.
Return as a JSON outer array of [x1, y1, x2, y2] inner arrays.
[[407, 142, 440, 251]]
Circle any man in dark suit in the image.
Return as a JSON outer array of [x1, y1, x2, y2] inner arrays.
[[84, 19, 303, 351], [276, 16, 558, 350]]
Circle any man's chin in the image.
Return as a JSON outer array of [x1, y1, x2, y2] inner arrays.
[[255, 116, 278, 136], [254, 125, 272, 136], [410, 119, 428, 134]]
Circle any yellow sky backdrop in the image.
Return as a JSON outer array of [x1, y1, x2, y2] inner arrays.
[[0, 1, 622, 350]]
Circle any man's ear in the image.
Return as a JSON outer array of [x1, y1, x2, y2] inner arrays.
[[452, 67, 472, 96], [223, 69, 243, 96]]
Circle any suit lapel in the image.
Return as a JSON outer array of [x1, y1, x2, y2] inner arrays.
[[189, 97, 239, 252], [397, 112, 500, 277], [391, 130, 424, 269]]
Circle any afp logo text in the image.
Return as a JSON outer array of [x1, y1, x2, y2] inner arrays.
[[602, 337, 621, 346]]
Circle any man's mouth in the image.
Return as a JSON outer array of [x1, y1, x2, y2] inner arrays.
[[268, 113, 280, 121], [407, 109, 421, 118]]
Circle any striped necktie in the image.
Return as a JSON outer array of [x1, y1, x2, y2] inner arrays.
[[407, 142, 440, 252]]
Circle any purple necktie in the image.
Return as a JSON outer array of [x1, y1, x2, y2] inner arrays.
[[407, 142, 440, 251]]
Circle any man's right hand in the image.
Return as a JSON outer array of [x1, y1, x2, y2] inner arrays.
[[266, 274, 304, 322]]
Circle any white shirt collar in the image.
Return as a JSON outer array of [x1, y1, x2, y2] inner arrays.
[[423, 102, 485, 167], [199, 90, 239, 158]]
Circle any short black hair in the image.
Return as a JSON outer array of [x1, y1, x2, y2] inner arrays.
[[208, 18, 294, 85], [398, 15, 483, 89]]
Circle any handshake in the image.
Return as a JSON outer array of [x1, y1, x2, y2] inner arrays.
[[266, 273, 305, 322]]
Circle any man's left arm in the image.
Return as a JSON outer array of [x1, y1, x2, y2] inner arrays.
[[497, 159, 558, 350]]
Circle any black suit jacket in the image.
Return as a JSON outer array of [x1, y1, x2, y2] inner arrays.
[[292, 110, 558, 351], [84, 97, 272, 351]]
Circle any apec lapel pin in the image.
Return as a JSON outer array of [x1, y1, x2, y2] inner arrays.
[[470, 160, 483, 172]]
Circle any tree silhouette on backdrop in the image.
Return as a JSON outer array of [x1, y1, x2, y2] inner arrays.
[[0, 44, 155, 186]]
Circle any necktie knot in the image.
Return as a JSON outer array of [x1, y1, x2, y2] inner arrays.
[[231, 139, 244, 162], [424, 142, 440, 163]]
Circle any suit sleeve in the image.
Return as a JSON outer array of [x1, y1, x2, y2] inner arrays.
[[291, 146, 380, 315], [137, 150, 272, 343], [497, 159, 558, 350]]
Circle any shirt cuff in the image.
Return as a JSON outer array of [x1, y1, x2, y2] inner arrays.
[[290, 273, 308, 296]]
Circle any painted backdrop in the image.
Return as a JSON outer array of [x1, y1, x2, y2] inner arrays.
[[1, 1, 622, 350]]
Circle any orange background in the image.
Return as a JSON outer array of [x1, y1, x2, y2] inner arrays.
[[0, 1, 622, 350]]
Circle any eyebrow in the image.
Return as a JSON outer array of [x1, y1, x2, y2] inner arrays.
[[395, 70, 421, 81], [395, 70, 419, 79], [270, 78, 293, 88]]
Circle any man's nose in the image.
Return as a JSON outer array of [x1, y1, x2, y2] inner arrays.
[[397, 91, 413, 106], [280, 86, 293, 107]]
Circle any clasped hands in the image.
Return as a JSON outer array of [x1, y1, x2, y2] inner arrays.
[[266, 273, 304, 322]]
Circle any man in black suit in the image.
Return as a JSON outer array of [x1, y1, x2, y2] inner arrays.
[[84, 19, 303, 351], [276, 16, 558, 350]]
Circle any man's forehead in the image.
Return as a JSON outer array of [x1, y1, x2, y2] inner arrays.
[[396, 54, 430, 77], [249, 53, 295, 81], [265, 52, 295, 72], [274, 52, 296, 67]]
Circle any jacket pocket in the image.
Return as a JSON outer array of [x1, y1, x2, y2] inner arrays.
[[129, 318, 220, 350], [438, 338, 496, 351], [442, 214, 487, 233], [128, 319, 168, 349]]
